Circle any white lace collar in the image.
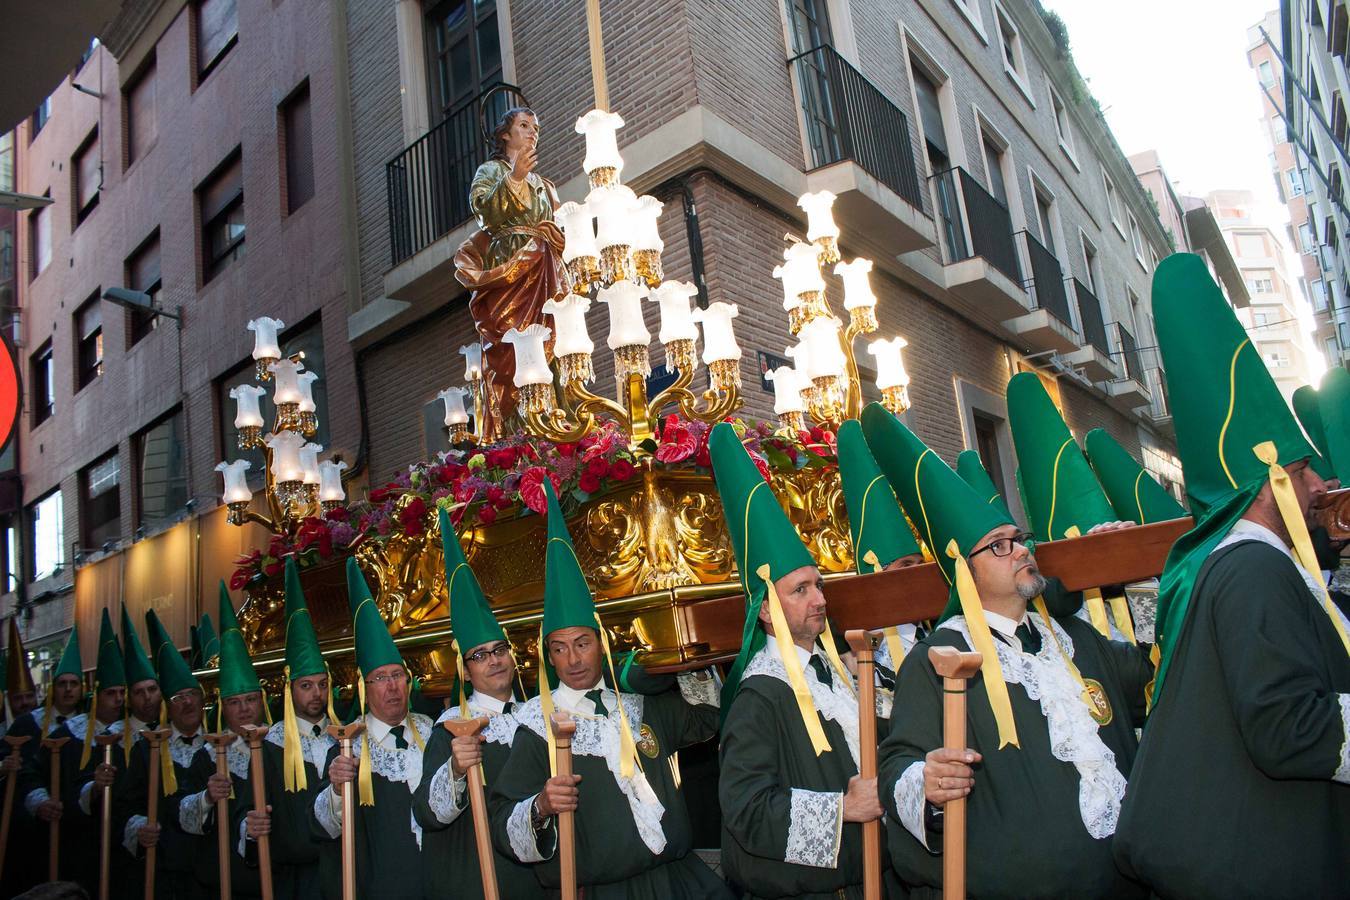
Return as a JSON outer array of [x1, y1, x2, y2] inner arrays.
[[63, 713, 115, 742], [515, 694, 667, 855], [168, 727, 206, 770], [742, 643, 863, 769], [264, 717, 335, 754], [347, 713, 432, 786], [434, 700, 520, 747], [937, 615, 1127, 839]]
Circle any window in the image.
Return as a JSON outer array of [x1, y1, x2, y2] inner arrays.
[[972, 412, 1008, 504], [0, 132, 12, 192], [1035, 189, 1056, 255], [28, 489, 63, 581], [199, 149, 244, 282], [1299, 222, 1315, 254], [1081, 233, 1100, 293], [1325, 335, 1340, 362], [2, 520, 16, 593], [30, 97, 51, 138], [30, 341, 54, 425], [125, 230, 162, 345], [1049, 84, 1076, 161], [1248, 277, 1274, 294], [1263, 348, 1290, 368], [981, 133, 1008, 206], [75, 294, 103, 389], [1253, 312, 1269, 326], [1287, 168, 1305, 197], [424, 0, 503, 122], [123, 56, 156, 168], [280, 81, 314, 214], [994, 4, 1029, 95], [1312, 277, 1328, 309], [1103, 170, 1123, 231], [1236, 233, 1267, 257], [911, 63, 949, 172], [194, 0, 238, 83], [80, 451, 120, 551], [1128, 213, 1145, 264], [28, 199, 50, 279], [73, 128, 101, 226], [1258, 60, 1275, 87], [135, 410, 188, 532]]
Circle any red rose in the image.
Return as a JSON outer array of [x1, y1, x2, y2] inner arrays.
[[485, 448, 513, 470], [578, 471, 602, 493], [399, 497, 428, 535], [455, 481, 479, 503], [485, 485, 505, 505], [556, 441, 577, 458], [610, 459, 636, 481], [518, 466, 562, 514], [586, 456, 609, 477], [325, 506, 349, 522], [478, 505, 497, 526]]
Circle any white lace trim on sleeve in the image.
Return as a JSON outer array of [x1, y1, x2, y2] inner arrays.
[[179, 790, 212, 836], [427, 760, 465, 825], [893, 761, 930, 851], [123, 813, 147, 856], [783, 788, 843, 869], [237, 816, 249, 858], [23, 787, 48, 816], [506, 795, 555, 863], [314, 786, 343, 839], [1334, 693, 1350, 785], [78, 781, 94, 817], [677, 671, 720, 707]]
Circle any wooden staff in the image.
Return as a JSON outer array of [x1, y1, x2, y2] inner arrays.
[[845, 629, 883, 900], [41, 735, 70, 880], [94, 733, 121, 900], [242, 724, 274, 900], [326, 722, 366, 900], [0, 734, 31, 879], [549, 712, 578, 900], [205, 733, 236, 900], [141, 728, 171, 900], [928, 646, 983, 900], [445, 717, 498, 900]]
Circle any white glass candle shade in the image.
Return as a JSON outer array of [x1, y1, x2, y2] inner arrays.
[[786, 340, 812, 377], [868, 337, 911, 390], [575, 109, 626, 175], [215, 460, 253, 505], [229, 384, 267, 429], [503, 324, 554, 388], [648, 280, 699, 345], [265, 431, 307, 483], [598, 280, 650, 349], [588, 185, 638, 250], [555, 201, 599, 263], [801, 317, 846, 380], [798, 190, 840, 242], [438, 387, 470, 426], [459, 344, 483, 381], [773, 242, 825, 310], [835, 258, 878, 311], [268, 359, 305, 405], [247, 317, 285, 361], [766, 366, 806, 414], [318, 460, 348, 503], [299, 443, 324, 486], [542, 293, 595, 357], [692, 302, 742, 364], [629, 195, 664, 253], [296, 371, 319, 414]]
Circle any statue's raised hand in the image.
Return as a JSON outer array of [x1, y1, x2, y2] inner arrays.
[[511, 146, 538, 182]]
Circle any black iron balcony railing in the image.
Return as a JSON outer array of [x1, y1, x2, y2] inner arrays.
[[789, 45, 926, 210], [386, 83, 525, 266], [1073, 278, 1110, 355], [1112, 322, 1144, 382], [1019, 230, 1072, 328], [930, 167, 1022, 284]]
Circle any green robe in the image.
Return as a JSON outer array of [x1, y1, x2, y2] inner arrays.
[[1115, 537, 1350, 897], [178, 737, 262, 899], [469, 159, 560, 267], [719, 645, 896, 900], [115, 728, 210, 900], [308, 713, 432, 900], [412, 699, 544, 899], [879, 615, 1151, 899], [487, 682, 729, 898]]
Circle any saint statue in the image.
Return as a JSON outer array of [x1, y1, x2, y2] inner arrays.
[[454, 107, 568, 439]]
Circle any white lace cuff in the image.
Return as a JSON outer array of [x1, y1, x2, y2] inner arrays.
[[179, 790, 212, 835], [24, 787, 49, 816], [79, 781, 94, 816], [677, 671, 720, 707], [427, 761, 466, 825], [506, 795, 555, 863], [1335, 693, 1350, 785], [314, 785, 342, 839], [783, 788, 843, 868], [894, 761, 931, 851], [123, 814, 147, 856], [237, 817, 249, 858]]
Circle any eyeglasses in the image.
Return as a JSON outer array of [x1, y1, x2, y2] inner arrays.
[[364, 670, 408, 686], [968, 531, 1036, 560], [464, 644, 513, 665]]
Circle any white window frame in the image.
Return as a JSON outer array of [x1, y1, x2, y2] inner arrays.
[[949, 0, 989, 43], [1027, 166, 1064, 262], [1128, 213, 1146, 269], [1047, 80, 1079, 170], [30, 489, 64, 582], [1079, 228, 1102, 296], [1258, 59, 1274, 86], [992, 2, 1035, 108], [1288, 168, 1305, 196], [1102, 168, 1125, 238], [902, 29, 969, 175], [974, 106, 1025, 227]]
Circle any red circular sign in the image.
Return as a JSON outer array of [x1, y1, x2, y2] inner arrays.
[[0, 331, 20, 457]]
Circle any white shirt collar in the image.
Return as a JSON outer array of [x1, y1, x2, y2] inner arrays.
[[470, 693, 508, 715], [552, 677, 610, 717], [171, 724, 205, 742], [295, 714, 328, 737], [764, 637, 817, 668], [128, 716, 150, 734], [980, 608, 1028, 642], [1230, 518, 1290, 554], [365, 713, 410, 748]]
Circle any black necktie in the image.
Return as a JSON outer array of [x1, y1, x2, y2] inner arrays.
[[808, 655, 833, 688], [311, 724, 322, 738], [1014, 622, 1041, 654], [180, 736, 195, 746], [585, 690, 609, 717], [502, 701, 515, 716], [56, 715, 67, 725], [390, 725, 409, 750]]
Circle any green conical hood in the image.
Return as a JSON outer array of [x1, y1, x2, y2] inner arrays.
[[1083, 428, 1187, 524], [1317, 367, 1350, 481], [283, 558, 326, 679], [217, 582, 261, 699], [53, 627, 82, 680], [541, 480, 598, 638], [1151, 254, 1316, 696], [95, 609, 126, 689], [197, 613, 219, 666], [121, 605, 157, 686], [146, 609, 198, 698], [956, 450, 1012, 519], [837, 419, 921, 573], [440, 508, 506, 652], [347, 558, 402, 676], [860, 404, 1013, 619], [709, 422, 817, 702], [1007, 371, 1117, 540], [1292, 385, 1333, 479]]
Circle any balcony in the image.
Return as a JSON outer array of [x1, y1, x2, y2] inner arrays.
[[386, 84, 525, 267], [1004, 230, 1079, 355], [1104, 322, 1151, 408], [790, 45, 934, 255], [1074, 279, 1111, 355], [932, 167, 1028, 318], [1329, 0, 1349, 59]]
